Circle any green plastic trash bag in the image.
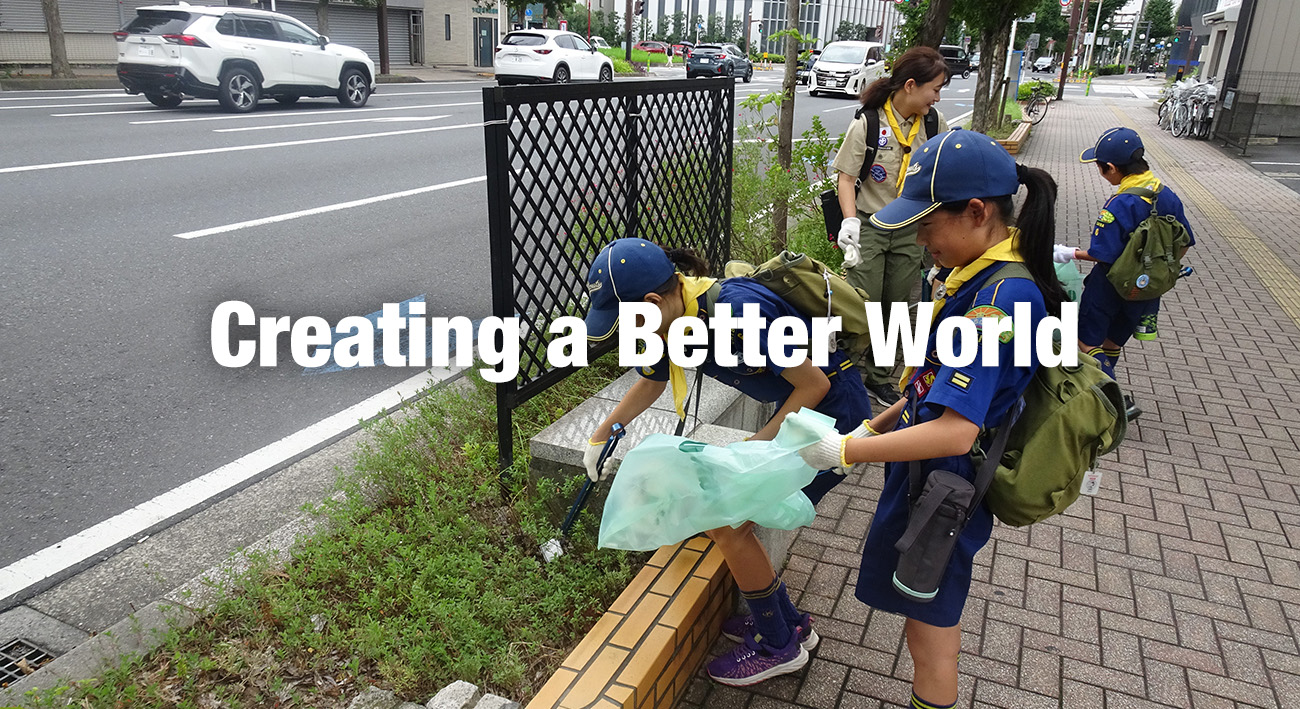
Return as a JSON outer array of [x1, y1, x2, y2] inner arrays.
[[598, 409, 839, 552], [1056, 261, 1083, 303]]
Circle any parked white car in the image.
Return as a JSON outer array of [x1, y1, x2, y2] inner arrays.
[[115, 4, 376, 112], [495, 29, 615, 85], [590, 35, 611, 50], [809, 41, 887, 98]]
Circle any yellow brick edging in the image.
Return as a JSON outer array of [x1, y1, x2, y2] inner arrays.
[[997, 121, 1032, 155], [526, 537, 733, 709]]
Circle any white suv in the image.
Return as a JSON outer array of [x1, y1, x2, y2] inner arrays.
[[494, 29, 615, 85], [115, 4, 377, 112]]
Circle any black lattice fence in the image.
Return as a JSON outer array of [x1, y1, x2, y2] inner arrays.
[[483, 79, 734, 470], [1215, 88, 1260, 156]]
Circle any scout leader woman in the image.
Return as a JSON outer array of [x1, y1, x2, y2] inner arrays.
[[833, 46, 950, 407], [579, 239, 872, 686], [801, 132, 1066, 709]]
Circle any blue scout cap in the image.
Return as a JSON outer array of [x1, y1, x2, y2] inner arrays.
[[584, 238, 676, 342], [870, 130, 1019, 230], [1080, 126, 1143, 165]]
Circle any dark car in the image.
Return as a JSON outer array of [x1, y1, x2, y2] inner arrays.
[[687, 43, 753, 82], [938, 44, 972, 79], [796, 49, 821, 85]]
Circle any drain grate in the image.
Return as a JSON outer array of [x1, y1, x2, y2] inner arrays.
[[0, 638, 56, 688]]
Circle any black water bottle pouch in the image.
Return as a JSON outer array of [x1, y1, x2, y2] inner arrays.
[[892, 469, 974, 603]]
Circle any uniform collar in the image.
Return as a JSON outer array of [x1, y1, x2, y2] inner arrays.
[[1117, 170, 1161, 195]]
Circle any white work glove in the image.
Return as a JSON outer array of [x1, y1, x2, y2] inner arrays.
[[846, 419, 881, 439], [838, 217, 862, 268], [583, 437, 614, 482], [799, 432, 850, 472], [1053, 244, 1078, 263]]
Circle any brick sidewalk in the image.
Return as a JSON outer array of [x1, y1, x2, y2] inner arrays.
[[677, 95, 1300, 708]]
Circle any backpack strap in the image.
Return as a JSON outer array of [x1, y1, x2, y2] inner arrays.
[[1119, 185, 1162, 219], [923, 109, 939, 140], [975, 260, 1034, 294], [905, 396, 1017, 511], [855, 106, 882, 186]]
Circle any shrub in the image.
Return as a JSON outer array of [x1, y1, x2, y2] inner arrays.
[[1017, 80, 1054, 100]]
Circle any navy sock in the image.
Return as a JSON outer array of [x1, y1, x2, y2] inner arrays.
[[911, 692, 956, 709], [1086, 346, 1111, 377], [742, 578, 793, 647], [775, 581, 803, 630]]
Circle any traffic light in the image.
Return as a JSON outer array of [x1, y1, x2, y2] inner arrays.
[[634, 0, 644, 15], [1173, 35, 1180, 43]]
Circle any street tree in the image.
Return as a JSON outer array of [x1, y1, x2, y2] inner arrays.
[[917, 0, 958, 48], [41, 0, 74, 79], [1143, 0, 1175, 39], [772, 4, 808, 249], [954, 0, 1038, 133]]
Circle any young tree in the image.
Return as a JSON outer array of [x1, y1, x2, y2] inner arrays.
[[955, 0, 1037, 133], [772, 4, 807, 248], [1143, 0, 1175, 39], [41, 0, 74, 78]]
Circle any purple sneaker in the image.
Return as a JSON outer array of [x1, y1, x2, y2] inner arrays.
[[707, 625, 810, 687], [719, 613, 820, 651]]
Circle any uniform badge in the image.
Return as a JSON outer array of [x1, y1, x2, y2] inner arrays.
[[949, 372, 973, 390], [1136, 274, 1150, 289], [870, 164, 888, 183], [965, 304, 1013, 343], [1097, 209, 1116, 225]]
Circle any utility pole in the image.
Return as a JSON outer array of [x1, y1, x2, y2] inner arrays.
[[1084, 0, 1102, 70], [1056, 0, 1082, 100], [624, 0, 633, 61]]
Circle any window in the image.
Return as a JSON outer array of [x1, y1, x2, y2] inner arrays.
[[238, 17, 279, 41], [121, 10, 195, 35], [571, 35, 591, 51], [215, 16, 237, 36], [276, 20, 318, 45], [555, 35, 574, 49], [503, 32, 547, 46], [445, 14, 451, 41]]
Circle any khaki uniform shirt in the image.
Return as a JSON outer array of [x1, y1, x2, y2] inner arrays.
[[832, 104, 949, 216]]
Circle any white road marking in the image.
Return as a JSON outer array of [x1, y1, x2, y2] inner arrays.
[[821, 104, 862, 113], [0, 365, 464, 606], [1130, 87, 1149, 99], [1252, 161, 1300, 166], [174, 176, 484, 239], [128, 102, 477, 125], [0, 92, 127, 101], [957, 88, 971, 93], [360, 89, 481, 97], [1, 100, 147, 111], [213, 114, 452, 132], [0, 123, 483, 175], [950, 110, 974, 127]]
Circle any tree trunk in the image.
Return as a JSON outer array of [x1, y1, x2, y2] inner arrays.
[[969, 24, 999, 133], [984, 22, 1011, 130], [316, 0, 330, 37], [41, 0, 74, 79], [377, 0, 390, 75], [772, 0, 800, 250], [917, 0, 956, 48]]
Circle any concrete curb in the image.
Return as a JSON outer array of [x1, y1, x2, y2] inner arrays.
[[0, 374, 468, 707], [0, 76, 120, 91]]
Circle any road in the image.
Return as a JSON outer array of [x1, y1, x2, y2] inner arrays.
[[0, 66, 1027, 596]]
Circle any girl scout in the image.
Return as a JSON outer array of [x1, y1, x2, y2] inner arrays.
[[1053, 127, 1195, 418], [802, 132, 1066, 709], [833, 46, 950, 407], [581, 239, 871, 686]]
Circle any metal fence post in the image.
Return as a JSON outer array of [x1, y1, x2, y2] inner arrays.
[[624, 92, 642, 241], [483, 86, 516, 475]]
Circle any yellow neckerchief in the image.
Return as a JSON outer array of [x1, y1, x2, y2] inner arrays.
[[884, 95, 923, 195], [1117, 170, 1161, 201], [669, 274, 718, 420], [898, 229, 1024, 392]]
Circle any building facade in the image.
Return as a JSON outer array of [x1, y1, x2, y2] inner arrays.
[[1200, 0, 1300, 138], [0, 0, 424, 66], [637, 0, 904, 54]]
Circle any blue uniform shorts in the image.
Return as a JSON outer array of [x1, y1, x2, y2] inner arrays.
[[1077, 267, 1159, 347]]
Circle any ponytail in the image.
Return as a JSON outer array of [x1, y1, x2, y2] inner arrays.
[[650, 245, 711, 295], [1012, 164, 1068, 317]]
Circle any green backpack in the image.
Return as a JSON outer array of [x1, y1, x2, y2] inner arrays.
[[723, 251, 873, 360], [971, 263, 1129, 527], [1105, 186, 1191, 301]]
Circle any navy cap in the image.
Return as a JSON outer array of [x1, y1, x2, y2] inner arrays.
[[1080, 126, 1143, 164], [870, 130, 1019, 230], [584, 238, 676, 342]]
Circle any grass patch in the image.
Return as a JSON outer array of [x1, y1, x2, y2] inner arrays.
[[599, 48, 668, 65], [983, 98, 1025, 140], [23, 357, 641, 707]]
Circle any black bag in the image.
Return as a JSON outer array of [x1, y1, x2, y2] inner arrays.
[[892, 398, 1014, 602], [823, 108, 940, 242]]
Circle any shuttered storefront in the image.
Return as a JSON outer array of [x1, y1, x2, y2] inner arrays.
[[275, 1, 412, 67], [0, 0, 172, 32]]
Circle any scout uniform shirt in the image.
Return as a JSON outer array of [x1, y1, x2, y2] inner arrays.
[[832, 103, 950, 216], [1087, 170, 1196, 269]]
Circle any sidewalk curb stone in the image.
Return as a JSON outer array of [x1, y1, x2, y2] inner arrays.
[[473, 696, 520, 709]]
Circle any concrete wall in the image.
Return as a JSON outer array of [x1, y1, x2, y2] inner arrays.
[[425, 0, 496, 67], [1241, 0, 1300, 77], [0, 31, 114, 64], [1255, 103, 1300, 140]]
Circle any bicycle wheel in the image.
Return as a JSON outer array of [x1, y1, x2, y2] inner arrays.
[[1171, 104, 1191, 138], [1157, 98, 1170, 124], [1025, 97, 1049, 125]]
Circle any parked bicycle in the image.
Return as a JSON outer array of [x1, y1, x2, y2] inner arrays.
[[1158, 78, 1217, 140], [1022, 81, 1052, 125]]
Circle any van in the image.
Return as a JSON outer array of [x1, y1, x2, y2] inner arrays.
[[809, 41, 887, 98], [938, 44, 971, 79]]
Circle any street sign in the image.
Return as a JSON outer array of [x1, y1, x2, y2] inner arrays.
[[1020, 13, 1036, 23], [1026, 33, 1040, 49], [559, 19, 567, 30], [1084, 31, 1094, 44], [1059, 0, 1070, 6], [525, 8, 532, 17]]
